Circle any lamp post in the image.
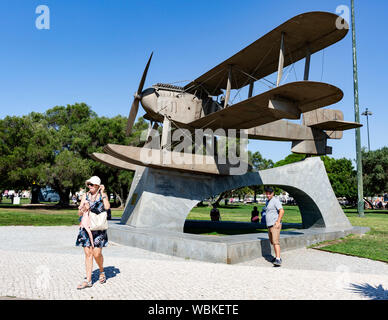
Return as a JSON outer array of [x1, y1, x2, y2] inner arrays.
[[361, 108, 372, 151], [351, 0, 365, 217]]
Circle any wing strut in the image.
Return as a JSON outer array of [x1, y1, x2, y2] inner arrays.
[[248, 81, 254, 98], [224, 65, 233, 107], [304, 46, 311, 81], [161, 115, 171, 150], [276, 32, 285, 87]]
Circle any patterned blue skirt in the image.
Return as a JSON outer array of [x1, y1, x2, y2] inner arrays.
[[75, 227, 108, 248]]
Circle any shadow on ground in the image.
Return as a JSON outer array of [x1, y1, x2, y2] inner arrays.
[[260, 240, 274, 263], [92, 266, 120, 284], [349, 283, 388, 300], [184, 220, 303, 236]]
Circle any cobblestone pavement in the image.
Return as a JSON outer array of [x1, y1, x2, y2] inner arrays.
[[0, 226, 387, 300]]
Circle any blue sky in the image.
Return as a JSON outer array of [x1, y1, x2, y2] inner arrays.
[[0, 0, 387, 163]]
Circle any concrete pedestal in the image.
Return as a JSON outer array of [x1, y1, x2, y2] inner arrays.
[[121, 157, 352, 232], [108, 221, 368, 264], [106, 157, 363, 263]]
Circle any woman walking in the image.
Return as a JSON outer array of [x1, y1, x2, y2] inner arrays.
[[76, 176, 110, 289]]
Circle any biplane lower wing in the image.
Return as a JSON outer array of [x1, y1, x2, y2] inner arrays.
[[309, 120, 363, 131], [187, 81, 343, 130], [91, 152, 138, 171], [104, 144, 248, 176]]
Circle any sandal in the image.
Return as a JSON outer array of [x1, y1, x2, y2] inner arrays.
[[99, 271, 106, 284], [77, 278, 92, 290]]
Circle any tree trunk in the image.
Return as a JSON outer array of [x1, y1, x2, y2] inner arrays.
[[112, 193, 117, 207], [31, 185, 41, 204], [115, 192, 124, 209], [123, 186, 130, 206], [214, 191, 228, 207], [58, 189, 70, 207]]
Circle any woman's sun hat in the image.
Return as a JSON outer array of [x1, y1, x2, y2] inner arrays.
[[85, 176, 101, 186]]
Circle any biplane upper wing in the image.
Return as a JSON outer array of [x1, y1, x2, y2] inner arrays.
[[187, 81, 343, 130], [184, 12, 348, 96]]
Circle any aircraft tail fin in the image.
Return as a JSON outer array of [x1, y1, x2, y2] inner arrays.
[[303, 109, 344, 139]]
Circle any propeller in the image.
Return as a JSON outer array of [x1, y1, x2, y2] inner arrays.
[[126, 52, 153, 136]]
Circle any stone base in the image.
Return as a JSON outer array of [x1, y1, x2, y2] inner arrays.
[[108, 220, 369, 264], [121, 158, 353, 232]]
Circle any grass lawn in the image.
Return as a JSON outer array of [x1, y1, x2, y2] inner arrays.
[[0, 206, 123, 226], [0, 208, 80, 226], [312, 210, 388, 263], [0, 198, 36, 205], [0, 202, 386, 263], [188, 203, 302, 223], [185, 204, 302, 235], [188, 204, 388, 262]]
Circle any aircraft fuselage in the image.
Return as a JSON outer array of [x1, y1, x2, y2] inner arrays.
[[140, 84, 222, 127]]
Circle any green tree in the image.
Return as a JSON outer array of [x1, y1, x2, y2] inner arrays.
[[0, 103, 150, 206], [321, 156, 357, 203], [72, 115, 149, 207], [362, 147, 388, 197], [248, 151, 274, 202], [40, 103, 97, 204], [274, 153, 307, 168], [42, 150, 92, 205], [0, 113, 56, 202], [233, 186, 253, 201], [43, 103, 149, 205], [273, 153, 358, 204]]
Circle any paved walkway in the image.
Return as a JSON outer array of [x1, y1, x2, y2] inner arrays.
[[0, 226, 387, 300]]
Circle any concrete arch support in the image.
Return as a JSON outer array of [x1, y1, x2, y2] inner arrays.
[[121, 157, 352, 232]]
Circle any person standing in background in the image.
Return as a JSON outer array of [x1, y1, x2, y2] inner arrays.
[[263, 187, 285, 267]]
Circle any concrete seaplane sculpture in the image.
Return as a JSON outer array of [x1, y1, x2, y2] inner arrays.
[[90, 12, 365, 263]]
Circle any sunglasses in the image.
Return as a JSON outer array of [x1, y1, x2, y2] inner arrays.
[[87, 183, 97, 187]]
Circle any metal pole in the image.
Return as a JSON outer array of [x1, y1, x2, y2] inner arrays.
[[366, 111, 371, 151], [362, 108, 372, 151], [351, 0, 364, 217]]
